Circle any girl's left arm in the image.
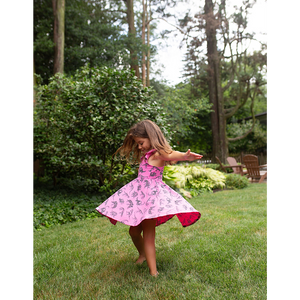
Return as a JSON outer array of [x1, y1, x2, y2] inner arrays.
[[158, 149, 203, 162]]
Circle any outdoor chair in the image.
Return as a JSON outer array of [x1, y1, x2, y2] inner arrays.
[[242, 154, 267, 183], [215, 156, 230, 173], [216, 156, 238, 173], [227, 157, 248, 176]]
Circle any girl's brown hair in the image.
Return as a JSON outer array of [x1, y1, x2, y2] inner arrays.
[[115, 120, 172, 163]]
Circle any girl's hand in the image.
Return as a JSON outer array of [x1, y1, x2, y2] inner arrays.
[[183, 149, 203, 161]]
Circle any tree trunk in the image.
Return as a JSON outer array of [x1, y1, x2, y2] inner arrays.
[[30, 42, 36, 110], [125, 0, 140, 77], [205, 0, 228, 163], [30, 42, 36, 126], [141, 0, 146, 86], [146, 0, 150, 87], [52, 0, 65, 74]]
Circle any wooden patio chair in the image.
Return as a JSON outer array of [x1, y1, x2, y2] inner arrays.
[[227, 157, 248, 176], [215, 156, 229, 173], [242, 154, 267, 183], [216, 156, 227, 173]]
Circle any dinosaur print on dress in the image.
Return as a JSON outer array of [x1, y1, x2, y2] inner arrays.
[[95, 149, 201, 227]]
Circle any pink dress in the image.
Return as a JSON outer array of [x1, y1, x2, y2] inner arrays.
[[95, 149, 201, 227]]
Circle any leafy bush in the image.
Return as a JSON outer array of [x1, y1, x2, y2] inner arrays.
[[30, 173, 107, 231], [204, 163, 221, 170], [225, 173, 249, 189], [34, 65, 170, 187], [163, 164, 250, 198], [34, 188, 106, 230], [163, 165, 226, 197]]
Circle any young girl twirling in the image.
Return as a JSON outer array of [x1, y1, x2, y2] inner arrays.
[[96, 120, 202, 277]]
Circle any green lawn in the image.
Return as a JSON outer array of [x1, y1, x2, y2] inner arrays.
[[34, 183, 267, 299]]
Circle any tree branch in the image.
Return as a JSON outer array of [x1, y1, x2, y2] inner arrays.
[[146, 17, 186, 35], [227, 83, 257, 141], [224, 88, 242, 119], [222, 42, 239, 92], [225, 79, 251, 119], [227, 120, 255, 141], [101, 9, 127, 14]]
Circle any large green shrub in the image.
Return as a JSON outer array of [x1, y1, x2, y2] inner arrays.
[[163, 165, 226, 197], [225, 173, 249, 189], [34, 66, 169, 187]]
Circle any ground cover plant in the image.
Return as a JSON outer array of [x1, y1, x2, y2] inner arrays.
[[34, 183, 267, 299], [163, 164, 226, 191], [34, 189, 104, 230], [163, 164, 237, 198], [34, 176, 108, 230]]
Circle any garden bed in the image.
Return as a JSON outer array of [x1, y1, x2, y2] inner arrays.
[[34, 181, 106, 230]]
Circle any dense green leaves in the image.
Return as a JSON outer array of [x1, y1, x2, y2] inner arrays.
[[34, 65, 167, 186], [225, 173, 249, 189], [34, 0, 130, 82], [151, 80, 213, 154], [34, 188, 104, 230], [227, 120, 267, 153], [162, 163, 249, 199], [162, 164, 226, 198]]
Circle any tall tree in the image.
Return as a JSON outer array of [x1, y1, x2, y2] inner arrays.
[[141, 0, 146, 85], [52, 0, 65, 74], [34, 0, 180, 84], [180, 0, 267, 162], [30, 0, 37, 114], [142, 0, 154, 87], [205, 0, 226, 161], [124, 0, 140, 77], [34, 0, 131, 83], [146, 0, 151, 87]]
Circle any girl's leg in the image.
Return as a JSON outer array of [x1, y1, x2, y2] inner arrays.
[[141, 219, 157, 276], [129, 224, 146, 264]]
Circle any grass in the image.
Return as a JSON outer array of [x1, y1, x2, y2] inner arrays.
[[34, 183, 267, 299]]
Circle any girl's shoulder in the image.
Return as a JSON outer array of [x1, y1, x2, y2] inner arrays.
[[147, 149, 166, 168]]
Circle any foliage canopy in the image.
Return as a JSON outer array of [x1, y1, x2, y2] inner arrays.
[[34, 65, 169, 189]]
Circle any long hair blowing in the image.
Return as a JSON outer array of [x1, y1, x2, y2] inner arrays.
[[115, 120, 172, 163]]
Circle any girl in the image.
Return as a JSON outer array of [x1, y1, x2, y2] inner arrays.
[[95, 120, 202, 277]]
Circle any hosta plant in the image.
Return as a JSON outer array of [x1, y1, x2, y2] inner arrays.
[[163, 165, 226, 198]]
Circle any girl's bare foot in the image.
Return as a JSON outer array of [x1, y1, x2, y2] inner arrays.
[[135, 255, 146, 264], [150, 271, 159, 277]]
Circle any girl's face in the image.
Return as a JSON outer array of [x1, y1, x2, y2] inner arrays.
[[133, 137, 152, 153]]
